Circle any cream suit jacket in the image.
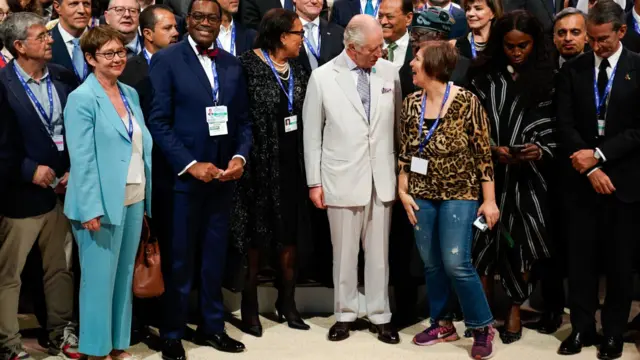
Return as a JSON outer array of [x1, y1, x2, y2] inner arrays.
[[303, 50, 401, 207]]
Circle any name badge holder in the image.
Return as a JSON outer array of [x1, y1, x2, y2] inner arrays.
[[410, 82, 451, 176], [594, 64, 617, 137], [262, 49, 297, 132], [206, 60, 229, 136]]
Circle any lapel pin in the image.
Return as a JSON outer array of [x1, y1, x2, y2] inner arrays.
[[327, 32, 331, 35], [625, 74, 631, 80], [372, 67, 376, 74]]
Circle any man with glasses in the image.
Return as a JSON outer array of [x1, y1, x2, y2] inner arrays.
[[147, 0, 251, 358], [104, 0, 142, 58], [0, 12, 80, 360], [50, 0, 91, 81], [295, 0, 344, 73]]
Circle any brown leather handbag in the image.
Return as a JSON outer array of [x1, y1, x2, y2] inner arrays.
[[133, 216, 165, 298]]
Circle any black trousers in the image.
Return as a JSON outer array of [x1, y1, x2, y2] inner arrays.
[[566, 188, 640, 337]]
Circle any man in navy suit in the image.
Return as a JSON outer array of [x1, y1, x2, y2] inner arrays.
[[50, 0, 91, 82], [147, 0, 251, 358], [0, 12, 80, 360], [217, 0, 256, 56]]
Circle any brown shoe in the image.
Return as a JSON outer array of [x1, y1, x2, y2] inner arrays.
[[328, 322, 351, 342], [369, 322, 400, 344]]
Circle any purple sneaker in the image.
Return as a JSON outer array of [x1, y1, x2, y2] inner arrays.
[[413, 323, 459, 346], [471, 326, 496, 359]]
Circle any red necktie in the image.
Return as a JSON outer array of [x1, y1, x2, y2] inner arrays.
[[196, 45, 218, 58]]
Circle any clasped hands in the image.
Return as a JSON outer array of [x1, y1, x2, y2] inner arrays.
[[492, 144, 541, 164], [188, 158, 244, 183]]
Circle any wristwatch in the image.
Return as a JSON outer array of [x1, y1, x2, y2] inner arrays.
[[594, 150, 602, 162]]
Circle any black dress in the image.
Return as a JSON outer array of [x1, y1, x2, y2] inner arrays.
[[229, 50, 312, 264]]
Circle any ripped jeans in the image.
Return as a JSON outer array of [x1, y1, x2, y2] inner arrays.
[[413, 199, 493, 329]]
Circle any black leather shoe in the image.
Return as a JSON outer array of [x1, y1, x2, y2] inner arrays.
[[535, 312, 563, 334], [598, 336, 623, 360], [161, 339, 186, 360], [278, 312, 311, 330], [369, 323, 400, 344], [194, 331, 245, 353], [328, 322, 351, 342], [558, 331, 600, 355]]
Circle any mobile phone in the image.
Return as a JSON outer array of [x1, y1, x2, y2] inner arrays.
[[473, 215, 489, 232], [509, 144, 526, 153]]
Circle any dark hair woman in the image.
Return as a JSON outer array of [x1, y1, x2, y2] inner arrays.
[[452, 0, 503, 60], [470, 10, 556, 345], [230, 8, 312, 337]]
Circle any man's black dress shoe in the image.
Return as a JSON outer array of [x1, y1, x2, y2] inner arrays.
[[535, 312, 563, 334], [598, 336, 623, 360], [558, 330, 600, 355], [328, 322, 351, 342], [369, 323, 400, 344], [161, 339, 186, 360], [194, 331, 246, 353]]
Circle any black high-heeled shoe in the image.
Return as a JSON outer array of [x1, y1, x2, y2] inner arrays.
[[276, 304, 310, 330], [241, 318, 263, 337]]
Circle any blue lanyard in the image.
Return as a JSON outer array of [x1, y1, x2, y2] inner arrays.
[[262, 49, 294, 113], [118, 86, 134, 140], [303, 30, 321, 60], [418, 82, 451, 153], [89, 17, 98, 29], [634, 16, 640, 34], [470, 34, 477, 59], [216, 23, 236, 55], [211, 60, 220, 104], [142, 48, 151, 65], [360, 0, 381, 17], [13, 63, 55, 134], [593, 63, 617, 118]]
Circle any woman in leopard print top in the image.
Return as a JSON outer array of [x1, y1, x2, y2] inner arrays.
[[397, 40, 500, 359]]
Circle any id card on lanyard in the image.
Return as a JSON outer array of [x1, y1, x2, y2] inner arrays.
[[411, 82, 452, 175], [470, 34, 477, 59], [13, 63, 63, 150], [594, 63, 617, 136], [216, 23, 236, 56], [206, 60, 229, 136], [262, 49, 297, 132]]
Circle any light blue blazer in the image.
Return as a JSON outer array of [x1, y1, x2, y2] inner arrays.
[[63, 73, 152, 226]]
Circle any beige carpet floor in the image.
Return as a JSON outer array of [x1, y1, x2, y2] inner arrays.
[[22, 314, 640, 360]]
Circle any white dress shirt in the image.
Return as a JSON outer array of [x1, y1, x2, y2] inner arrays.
[[300, 17, 321, 58], [57, 23, 83, 61], [383, 31, 409, 68], [123, 114, 146, 206], [589, 43, 623, 172], [179, 36, 245, 176], [218, 20, 235, 55], [344, 52, 370, 87]]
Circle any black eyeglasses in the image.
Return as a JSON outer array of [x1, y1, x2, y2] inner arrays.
[[189, 12, 220, 23], [286, 30, 304, 38], [95, 49, 127, 60], [108, 6, 140, 16]]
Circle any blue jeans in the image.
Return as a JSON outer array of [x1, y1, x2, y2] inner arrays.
[[413, 199, 493, 328]]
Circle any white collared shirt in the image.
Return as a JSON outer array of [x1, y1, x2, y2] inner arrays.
[[594, 43, 623, 85], [344, 51, 370, 87], [218, 20, 235, 55], [383, 31, 409, 67], [126, 35, 141, 54], [57, 23, 84, 61], [300, 16, 321, 57]]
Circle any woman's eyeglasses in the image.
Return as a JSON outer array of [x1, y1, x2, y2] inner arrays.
[[286, 30, 305, 38], [95, 49, 127, 60]]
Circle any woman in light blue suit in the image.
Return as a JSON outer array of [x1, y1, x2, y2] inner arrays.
[[63, 25, 152, 360]]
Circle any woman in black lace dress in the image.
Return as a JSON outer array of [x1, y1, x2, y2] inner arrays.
[[230, 8, 311, 337]]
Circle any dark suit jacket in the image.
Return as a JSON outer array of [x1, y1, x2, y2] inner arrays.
[[147, 39, 252, 192], [119, 53, 152, 119], [234, 22, 258, 55], [296, 19, 344, 73], [0, 62, 79, 218], [330, 0, 360, 28], [239, 0, 329, 29], [449, 6, 468, 40], [556, 48, 640, 203], [622, 12, 640, 54], [0, 82, 16, 197], [503, 0, 562, 32], [398, 45, 414, 98]]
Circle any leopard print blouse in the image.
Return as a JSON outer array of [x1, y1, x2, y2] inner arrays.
[[398, 88, 494, 201]]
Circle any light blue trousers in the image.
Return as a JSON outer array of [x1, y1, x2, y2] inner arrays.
[[71, 202, 144, 356]]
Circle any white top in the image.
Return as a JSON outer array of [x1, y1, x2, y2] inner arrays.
[[383, 31, 410, 67], [219, 20, 235, 55], [300, 17, 321, 57], [123, 113, 145, 206], [57, 23, 84, 60]]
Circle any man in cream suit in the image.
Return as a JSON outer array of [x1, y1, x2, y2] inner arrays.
[[302, 14, 401, 344]]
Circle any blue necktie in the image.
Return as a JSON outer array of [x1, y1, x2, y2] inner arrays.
[[71, 38, 86, 81], [364, 0, 375, 15], [284, 0, 294, 10]]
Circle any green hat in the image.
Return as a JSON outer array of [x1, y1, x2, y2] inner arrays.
[[411, 8, 455, 34]]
